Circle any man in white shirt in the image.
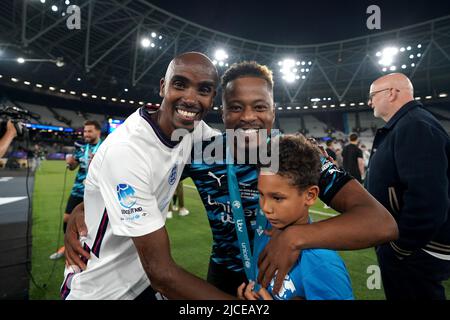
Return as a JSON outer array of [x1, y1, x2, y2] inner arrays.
[[61, 52, 232, 300]]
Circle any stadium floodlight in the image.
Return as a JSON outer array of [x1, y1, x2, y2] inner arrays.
[[312, 105, 318, 109], [60, 89, 66, 93], [77, 77, 81, 81], [101, 96, 107, 100], [40, 0, 45, 3], [340, 103, 346, 107], [287, 106, 292, 110], [141, 38, 151, 48], [382, 67, 387, 72], [415, 97, 421, 100], [17, 57, 25, 64], [301, 61, 306, 66], [151, 32, 157, 38], [439, 93, 448, 98], [49, 86, 56, 91], [159, 35, 163, 40], [36, 83, 43, 88], [150, 43, 155, 48], [111, 98, 117, 102], [278, 107, 283, 110], [92, 94, 97, 98], [330, 104, 336, 108], [409, 54, 414, 59], [65, 0, 70, 5], [407, 46, 412, 50], [402, 65, 407, 69], [350, 103, 356, 106], [378, 47, 398, 67], [311, 98, 321, 102], [82, 93, 88, 97], [139, 101, 144, 105], [213, 49, 229, 67], [322, 105, 327, 109], [214, 49, 228, 62], [390, 66, 397, 71], [295, 106, 301, 110], [308, 61, 312, 65], [417, 53, 421, 57], [400, 47, 405, 52], [24, 81, 30, 85], [279, 58, 301, 83], [359, 102, 365, 106], [301, 75, 306, 79], [129, 100, 135, 104], [425, 96, 432, 99], [51, 5, 58, 12], [124, 88, 128, 92], [303, 106, 309, 109], [411, 63, 415, 67], [418, 44, 422, 48], [120, 99, 126, 103]]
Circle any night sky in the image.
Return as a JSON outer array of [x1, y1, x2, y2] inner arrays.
[[150, 0, 450, 44]]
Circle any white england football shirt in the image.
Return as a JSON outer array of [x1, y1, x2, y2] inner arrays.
[[61, 108, 218, 300]]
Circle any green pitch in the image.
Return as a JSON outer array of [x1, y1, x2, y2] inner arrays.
[[29, 160, 449, 300]]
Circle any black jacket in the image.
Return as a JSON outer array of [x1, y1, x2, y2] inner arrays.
[[366, 101, 450, 259]]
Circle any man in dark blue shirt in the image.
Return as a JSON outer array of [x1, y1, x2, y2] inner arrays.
[[366, 73, 450, 300]]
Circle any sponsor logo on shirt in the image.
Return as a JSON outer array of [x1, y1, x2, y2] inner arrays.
[[116, 184, 137, 209], [168, 165, 177, 185]]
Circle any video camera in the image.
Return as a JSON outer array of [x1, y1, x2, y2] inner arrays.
[[0, 105, 40, 138]]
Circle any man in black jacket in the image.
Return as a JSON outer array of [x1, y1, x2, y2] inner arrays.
[[366, 73, 450, 300]]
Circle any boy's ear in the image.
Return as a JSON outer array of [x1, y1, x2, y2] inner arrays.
[[305, 185, 319, 206]]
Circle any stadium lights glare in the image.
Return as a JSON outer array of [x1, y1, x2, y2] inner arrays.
[[425, 96, 432, 99], [70, 91, 76, 95], [378, 47, 398, 67], [92, 95, 97, 98], [350, 103, 356, 106], [141, 38, 151, 48], [36, 83, 43, 88], [214, 49, 228, 61], [77, 77, 81, 81], [60, 89, 66, 93], [101, 96, 107, 100], [390, 66, 397, 71], [312, 105, 318, 109], [139, 101, 144, 105], [303, 106, 309, 109], [49, 86, 56, 91], [279, 59, 301, 83], [40, 0, 45, 4], [358, 102, 365, 106], [418, 44, 422, 48], [278, 107, 283, 110], [407, 46, 412, 50], [51, 5, 58, 12], [415, 97, 421, 100], [295, 106, 301, 110], [340, 103, 346, 107], [311, 98, 321, 102], [213, 107, 219, 110], [0, 74, 2, 78], [411, 63, 416, 67], [129, 100, 135, 104], [330, 105, 336, 108], [65, 0, 70, 5], [111, 98, 117, 101], [439, 93, 448, 98], [124, 88, 128, 92], [17, 57, 25, 64], [151, 32, 157, 38], [402, 64, 407, 69], [82, 93, 88, 97], [120, 99, 126, 103], [322, 105, 327, 109], [287, 106, 292, 110]]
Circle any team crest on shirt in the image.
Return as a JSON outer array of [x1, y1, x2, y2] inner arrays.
[[116, 184, 137, 209], [168, 165, 177, 185]]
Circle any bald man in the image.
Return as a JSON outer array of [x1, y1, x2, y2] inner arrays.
[[366, 73, 450, 300], [60, 52, 233, 300]]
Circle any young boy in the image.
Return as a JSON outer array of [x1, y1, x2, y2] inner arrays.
[[238, 134, 354, 300]]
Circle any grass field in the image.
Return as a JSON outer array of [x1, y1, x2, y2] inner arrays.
[[30, 160, 450, 300]]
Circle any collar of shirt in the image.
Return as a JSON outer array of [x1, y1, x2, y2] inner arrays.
[[383, 100, 422, 130]]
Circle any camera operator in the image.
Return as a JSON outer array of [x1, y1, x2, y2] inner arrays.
[[0, 120, 17, 158]]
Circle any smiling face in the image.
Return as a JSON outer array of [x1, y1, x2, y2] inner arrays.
[[258, 172, 318, 229], [159, 53, 218, 134], [83, 124, 101, 144], [222, 76, 275, 152]]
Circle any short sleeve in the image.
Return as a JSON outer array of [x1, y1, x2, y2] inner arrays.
[[97, 144, 165, 237], [318, 157, 353, 205]]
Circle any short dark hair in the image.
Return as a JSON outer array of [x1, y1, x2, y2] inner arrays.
[[84, 120, 101, 131], [326, 140, 333, 147], [349, 133, 358, 142], [221, 61, 274, 92], [273, 134, 321, 192]]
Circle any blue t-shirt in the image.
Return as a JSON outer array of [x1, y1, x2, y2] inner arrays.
[[254, 221, 354, 300], [183, 133, 353, 272], [70, 140, 103, 197]]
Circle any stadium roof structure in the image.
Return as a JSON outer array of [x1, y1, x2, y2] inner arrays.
[[1, 0, 450, 113]]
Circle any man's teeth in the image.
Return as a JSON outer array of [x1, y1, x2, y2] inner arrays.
[[177, 109, 197, 117], [240, 129, 258, 133]]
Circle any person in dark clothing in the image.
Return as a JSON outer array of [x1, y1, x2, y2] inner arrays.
[[366, 73, 450, 300], [342, 133, 364, 183]]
